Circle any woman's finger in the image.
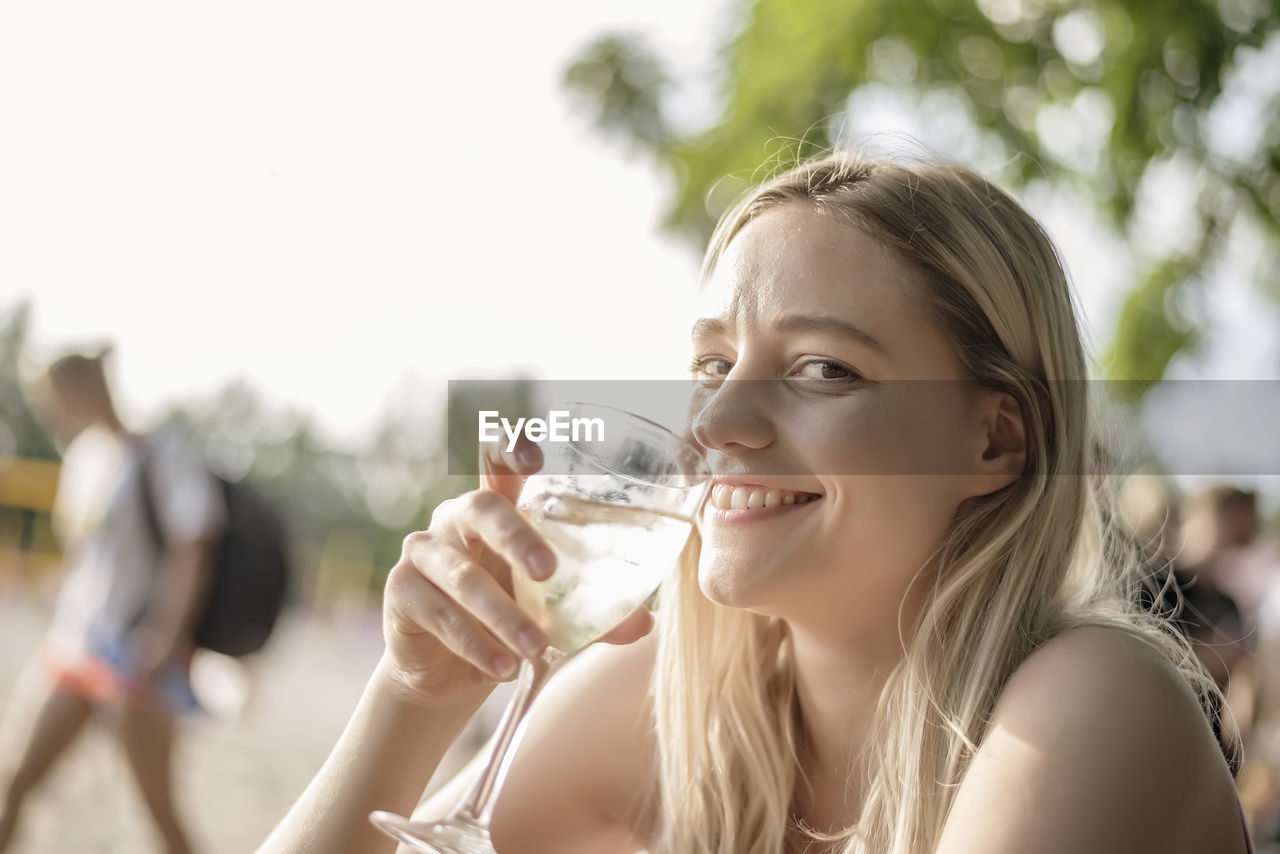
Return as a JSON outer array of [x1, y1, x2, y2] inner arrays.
[[596, 606, 655, 646], [427, 550, 548, 659], [402, 528, 549, 654], [384, 559, 520, 681], [479, 434, 544, 503], [434, 490, 557, 582]]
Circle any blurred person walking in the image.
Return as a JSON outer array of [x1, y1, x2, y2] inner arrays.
[[0, 349, 223, 853]]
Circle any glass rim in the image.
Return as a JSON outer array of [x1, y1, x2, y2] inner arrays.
[[553, 400, 711, 486]]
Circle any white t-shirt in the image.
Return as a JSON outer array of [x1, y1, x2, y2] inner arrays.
[[47, 423, 225, 660]]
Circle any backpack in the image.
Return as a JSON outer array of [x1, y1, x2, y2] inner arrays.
[[138, 450, 291, 657]]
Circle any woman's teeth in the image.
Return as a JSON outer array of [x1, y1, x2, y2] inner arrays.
[[709, 485, 820, 511]]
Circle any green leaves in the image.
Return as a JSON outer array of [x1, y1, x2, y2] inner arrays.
[[1101, 257, 1202, 404], [563, 34, 672, 152], [0, 302, 59, 461], [563, 0, 1280, 400]]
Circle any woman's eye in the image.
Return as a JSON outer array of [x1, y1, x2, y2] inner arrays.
[[793, 360, 860, 383], [690, 357, 733, 379]]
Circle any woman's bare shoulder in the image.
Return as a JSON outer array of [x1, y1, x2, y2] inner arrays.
[[936, 624, 1247, 854], [488, 633, 659, 853]]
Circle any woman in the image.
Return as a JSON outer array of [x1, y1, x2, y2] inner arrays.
[[264, 153, 1251, 853], [0, 351, 220, 853]]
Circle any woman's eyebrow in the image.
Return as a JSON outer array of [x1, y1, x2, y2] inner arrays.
[[690, 317, 727, 340], [774, 313, 888, 355]]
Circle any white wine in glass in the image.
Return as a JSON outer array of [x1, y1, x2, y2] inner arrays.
[[513, 492, 695, 655], [370, 403, 710, 853]]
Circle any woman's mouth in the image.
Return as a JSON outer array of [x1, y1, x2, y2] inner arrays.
[[708, 484, 823, 511]]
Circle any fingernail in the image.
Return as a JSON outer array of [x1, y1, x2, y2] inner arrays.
[[515, 444, 540, 469], [518, 628, 546, 658], [492, 655, 517, 679], [526, 547, 554, 580]]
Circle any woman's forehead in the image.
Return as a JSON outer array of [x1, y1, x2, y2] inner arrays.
[[695, 204, 926, 338]]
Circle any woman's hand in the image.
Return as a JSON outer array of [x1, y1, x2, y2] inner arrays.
[[379, 438, 653, 709]]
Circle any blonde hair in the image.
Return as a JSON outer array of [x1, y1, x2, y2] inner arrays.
[[651, 153, 1221, 853], [1116, 471, 1182, 554]]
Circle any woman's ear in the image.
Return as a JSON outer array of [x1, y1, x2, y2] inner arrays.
[[967, 390, 1027, 497]]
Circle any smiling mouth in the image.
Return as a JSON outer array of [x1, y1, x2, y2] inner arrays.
[[708, 484, 823, 511]]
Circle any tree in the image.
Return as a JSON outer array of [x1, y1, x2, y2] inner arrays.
[[564, 0, 1280, 401], [167, 378, 457, 601], [0, 301, 59, 460], [0, 306, 463, 604]]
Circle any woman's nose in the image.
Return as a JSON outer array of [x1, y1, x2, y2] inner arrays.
[[690, 380, 777, 453]]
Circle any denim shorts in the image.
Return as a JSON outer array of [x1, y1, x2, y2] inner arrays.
[[45, 632, 202, 714]]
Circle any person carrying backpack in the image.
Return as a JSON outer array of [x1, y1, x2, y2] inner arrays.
[[0, 348, 221, 854]]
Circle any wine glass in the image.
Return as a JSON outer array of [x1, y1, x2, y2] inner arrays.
[[369, 402, 710, 853]]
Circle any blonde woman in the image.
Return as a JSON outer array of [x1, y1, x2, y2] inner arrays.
[[264, 154, 1252, 853]]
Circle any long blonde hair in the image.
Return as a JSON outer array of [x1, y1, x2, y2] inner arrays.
[[651, 153, 1222, 853]]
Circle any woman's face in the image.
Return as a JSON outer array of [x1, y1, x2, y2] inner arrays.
[[690, 203, 1006, 634]]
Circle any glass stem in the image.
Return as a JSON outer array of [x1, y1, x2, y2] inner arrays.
[[451, 651, 569, 827]]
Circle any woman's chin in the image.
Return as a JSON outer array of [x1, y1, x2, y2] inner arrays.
[[697, 558, 778, 610]]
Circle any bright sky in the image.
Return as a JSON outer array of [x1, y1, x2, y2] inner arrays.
[[3, 1, 1276, 474], [0, 0, 724, 442]]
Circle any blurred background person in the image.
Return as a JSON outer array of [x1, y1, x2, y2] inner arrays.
[[1177, 485, 1272, 752], [1121, 476, 1280, 848], [1223, 490, 1280, 850], [1121, 473, 1251, 764], [1183, 486, 1269, 628], [1123, 477, 1250, 693], [0, 349, 222, 854]]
